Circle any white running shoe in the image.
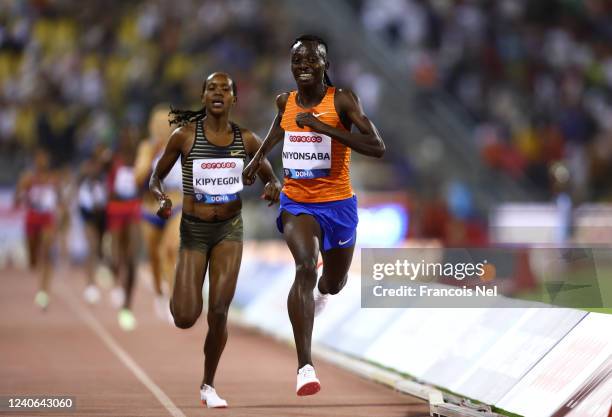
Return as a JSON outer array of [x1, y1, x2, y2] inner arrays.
[[34, 291, 49, 311], [118, 309, 136, 332], [296, 364, 321, 396], [154, 295, 167, 319], [313, 261, 329, 317], [200, 385, 228, 408], [313, 285, 329, 317], [95, 265, 114, 290], [154, 295, 174, 324], [83, 285, 101, 304], [110, 287, 125, 309], [165, 301, 174, 324]]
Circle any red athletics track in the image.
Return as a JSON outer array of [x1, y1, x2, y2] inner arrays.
[[0, 266, 429, 417]]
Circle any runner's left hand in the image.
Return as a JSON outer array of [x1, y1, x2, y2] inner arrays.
[[262, 180, 281, 206]]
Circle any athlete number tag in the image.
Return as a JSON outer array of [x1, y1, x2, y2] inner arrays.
[[282, 131, 331, 179], [30, 185, 57, 211], [114, 166, 137, 199], [78, 181, 106, 210], [192, 158, 243, 204]]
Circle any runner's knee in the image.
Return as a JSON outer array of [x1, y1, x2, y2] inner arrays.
[[325, 274, 348, 295], [295, 259, 317, 286], [173, 314, 198, 329], [207, 304, 229, 327], [172, 304, 201, 329]]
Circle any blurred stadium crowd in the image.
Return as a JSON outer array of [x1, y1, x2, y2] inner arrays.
[[0, 0, 293, 169], [1, 0, 612, 247], [356, 0, 612, 202]]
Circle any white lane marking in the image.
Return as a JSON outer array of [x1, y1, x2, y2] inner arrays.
[[59, 282, 187, 417]]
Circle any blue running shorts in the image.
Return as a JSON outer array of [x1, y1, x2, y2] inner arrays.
[[277, 192, 358, 251]]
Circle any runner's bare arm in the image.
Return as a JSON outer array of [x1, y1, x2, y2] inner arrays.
[[54, 174, 66, 215], [295, 88, 385, 158], [13, 173, 31, 208], [242, 93, 288, 184], [243, 129, 281, 205], [134, 141, 154, 187], [149, 127, 186, 212], [13, 173, 29, 207], [243, 130, 280, 186]]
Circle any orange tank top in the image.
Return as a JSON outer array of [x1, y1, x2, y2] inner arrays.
[[280, 87, 352, 203]]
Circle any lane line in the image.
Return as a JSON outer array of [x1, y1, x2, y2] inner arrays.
[[58, 281, 187, 417]]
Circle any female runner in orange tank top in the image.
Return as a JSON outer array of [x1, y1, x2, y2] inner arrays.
[[243, 34, 385, 396]]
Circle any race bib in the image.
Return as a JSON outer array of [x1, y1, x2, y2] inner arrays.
[[282, 131, 331, 179], [78, 180, 107, 210], [192, 158, 243, 204], [114, 166, 137, 199], [92, 181, 107, 206], [30, 185, 57, 211], [78, 182, 94, 210]]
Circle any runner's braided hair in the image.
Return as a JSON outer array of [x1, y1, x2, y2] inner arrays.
[[168, 76, 238, 126], [292, 34, 333, 86]]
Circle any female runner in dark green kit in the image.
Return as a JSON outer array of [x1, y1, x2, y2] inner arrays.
[[150, 72, 281, 408]]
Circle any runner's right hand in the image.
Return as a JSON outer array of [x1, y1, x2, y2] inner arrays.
[[262, 180, 281, 207], [242, 158, 260, 186], [156, 196, 172, 219]]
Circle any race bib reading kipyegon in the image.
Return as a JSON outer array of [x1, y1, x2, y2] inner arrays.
[[192, 158, 243, 204]]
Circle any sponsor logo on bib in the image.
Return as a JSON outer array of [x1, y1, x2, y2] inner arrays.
[[288, 135, 323, 143], [200, 161, 237, 169]]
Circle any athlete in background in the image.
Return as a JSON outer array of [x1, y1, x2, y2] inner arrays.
[[107, 127, 142, 331], [150, 72, 281, 408], [55, 166, 73, 266], [77, 144, 111, 304], [243, 35, 385, 396], [135, 104, 181, 322], [14, 148, 62, 310]]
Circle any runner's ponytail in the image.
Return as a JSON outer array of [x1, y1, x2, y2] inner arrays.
[[168, 107, 206, 127]]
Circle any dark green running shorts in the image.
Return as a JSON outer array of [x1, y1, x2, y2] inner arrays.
[[179, 212, 243, 253]]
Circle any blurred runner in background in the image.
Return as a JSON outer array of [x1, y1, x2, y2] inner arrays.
[[77, 144, 111, 304], [14, 148, 62, 310], [135, 104, 181, 322], [106, 127, 142, 331]]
